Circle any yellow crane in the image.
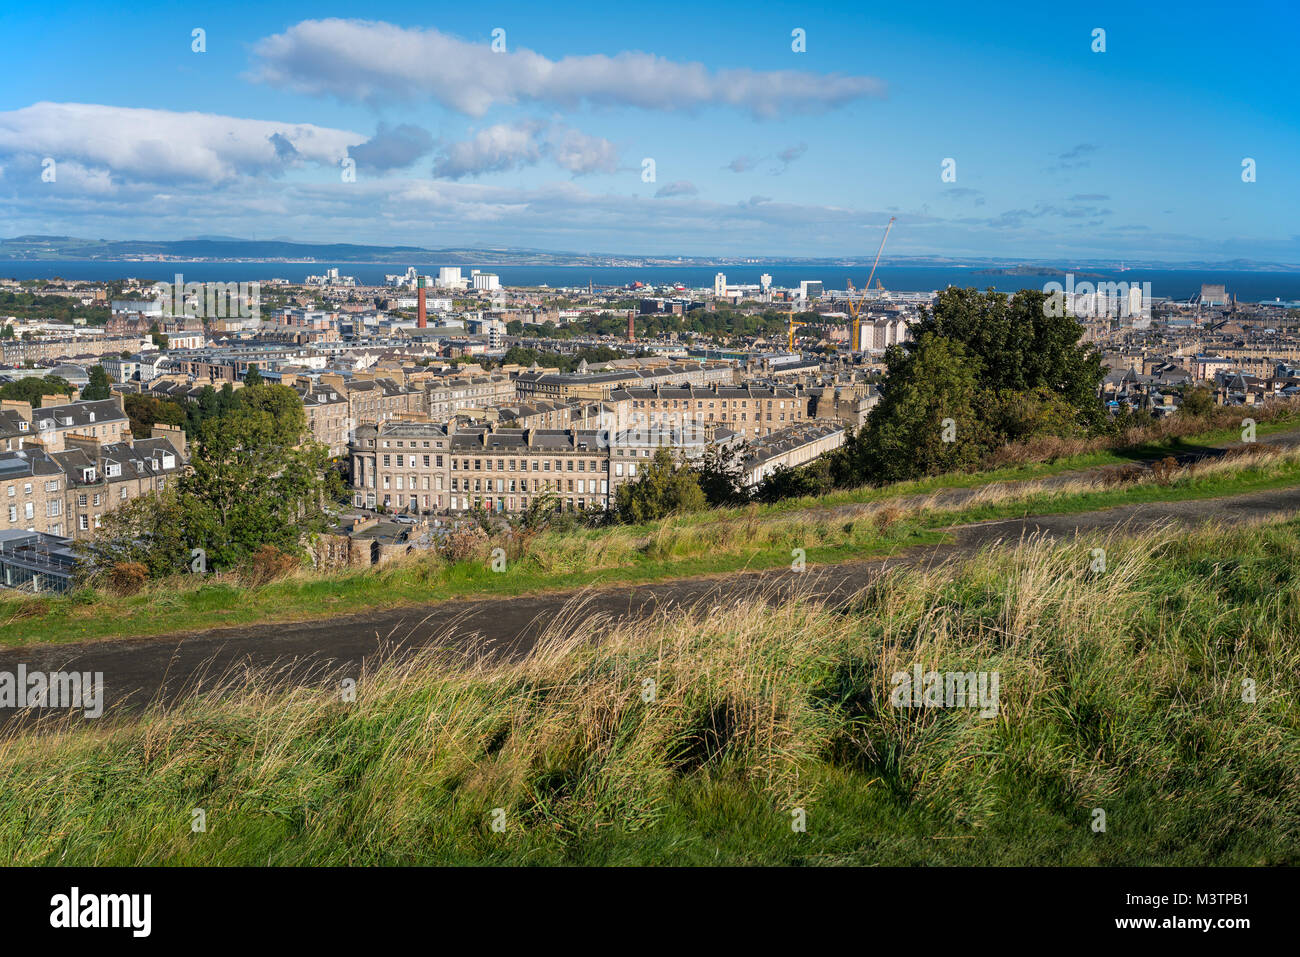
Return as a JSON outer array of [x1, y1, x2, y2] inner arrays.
[[848, 216, 896, 351], [787, 316, 807, 351]]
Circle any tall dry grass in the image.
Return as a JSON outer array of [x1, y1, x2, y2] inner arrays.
[[0, 518, 1296, 864]]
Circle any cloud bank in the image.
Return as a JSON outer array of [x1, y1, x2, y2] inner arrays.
[[251, 19, 886, 118]]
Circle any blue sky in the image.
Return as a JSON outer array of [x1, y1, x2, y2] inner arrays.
[[1, 0, 1296, 262]]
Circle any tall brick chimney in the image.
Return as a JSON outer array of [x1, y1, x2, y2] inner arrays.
[[417, 276, 427, 329], [627, 311, 635, 343]]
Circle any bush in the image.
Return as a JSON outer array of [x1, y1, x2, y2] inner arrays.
[[1150, 455, 1180, 486], [104, 562, 149, 596], [238, 545, 301, 586], [440, 525, 491, 563], [1099, 464, 1145, 486]]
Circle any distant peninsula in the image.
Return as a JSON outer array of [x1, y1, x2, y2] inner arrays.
[[1, 235, 1295, 273]]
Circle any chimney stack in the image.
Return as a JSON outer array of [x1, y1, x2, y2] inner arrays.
[[627, 311, 635, 343], [417, 276, 427, 329]]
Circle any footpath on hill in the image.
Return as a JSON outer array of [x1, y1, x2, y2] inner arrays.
[[4, 472, 1300, 724]]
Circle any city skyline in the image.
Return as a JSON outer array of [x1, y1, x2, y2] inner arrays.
[[2, 0, 1297, 263]]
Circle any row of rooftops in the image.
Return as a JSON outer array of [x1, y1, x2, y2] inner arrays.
[[742, 421, 845, 471], [608, 383, 803, 401], [354, 421, 734, 453], [138, 372, 510, 401], [52, 437, 182, 485], [0, 435, 181, 484], [0, 397, 129, 445], [513, 360, 719, 385], [28, 398, 126, 433]]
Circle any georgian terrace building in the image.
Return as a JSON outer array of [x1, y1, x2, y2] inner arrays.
[[423, 373, 518, 418], [513, 360, 735, 401], [50, 434, 184, 539], [604, 383, 810, 440], [335, 376, 428, 427], [0, 430, 183, 540], [349, 420, 734, 515], [0, 448, 66, 536], [19, 397, 131, 453]]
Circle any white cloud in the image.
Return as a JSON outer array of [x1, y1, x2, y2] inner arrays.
[[433, 121, 618, 179], [548, 127, 619, 176], [433, 122, 546, 179], [251, 19, 886, 118], [0, 102, 361, 188], [655, 181, 698, 198], [348, 122, 435, 171]]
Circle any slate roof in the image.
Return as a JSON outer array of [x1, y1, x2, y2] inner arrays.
[[31, 399, 127, 432]]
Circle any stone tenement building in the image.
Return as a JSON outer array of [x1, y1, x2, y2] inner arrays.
[[349, 420, 732, 515], [0, 408, 33, 452], [327, 375, 428, 428], [424, 373, 518, 419], [279, 374, 349, 458], [6, 397, 131, 453], [476, 398, 611, 431], [0, 336, 143, 364], [604, 383, 809, 440], [51, 434, 184, 539], [741, 422, 847, 487], [513, 360, 735, 401], [0, 448, 66, 536], [0, 429, 183, 540]]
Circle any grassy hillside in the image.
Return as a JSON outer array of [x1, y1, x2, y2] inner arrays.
[[6, 439, 1300, 646], [0, 518, 1296, 865]]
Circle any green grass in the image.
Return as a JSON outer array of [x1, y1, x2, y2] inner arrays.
[[749, 412, 1300, 517], [2, 518, 1295, 865], [7, 441, 1300, 647]]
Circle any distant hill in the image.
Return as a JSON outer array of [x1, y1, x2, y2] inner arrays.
[[0, 236, 432, 263], [0, 235, 1294, 271]]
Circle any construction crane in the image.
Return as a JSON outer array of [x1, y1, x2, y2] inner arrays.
[[847, 216, 896, 351], [787, 316, 807, 351]]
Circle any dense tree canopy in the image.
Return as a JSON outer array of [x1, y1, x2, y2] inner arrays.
[[861, 333, 984, 483], [754, 287, 1111, 491], [0, 375, 75, 407], [910, 287, 1106, 428], [614, 448, 706, 523], [83, 383, 337, 576], [80, 365, 112, 401]]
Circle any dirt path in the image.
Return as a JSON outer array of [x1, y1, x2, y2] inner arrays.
[[4, 481, 1298, 726]]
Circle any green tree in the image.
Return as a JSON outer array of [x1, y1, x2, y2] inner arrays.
[[0, 375, 75, 407], [124, 393, 186, 439], [81, 365, 113, 401], [76, 490, 191, 581], [86, 384, 334, 577], [695, 442, 749, 508], [614, 448, 706, 523], [244, 364, 264, 386], [177, 383, 332, 570], [911, 287, 1106, 429], [1180, 385, 1216, 417], [755, 457, 834, 503], [860, 333, 984, 483], [979, 386, 1084, 445]]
